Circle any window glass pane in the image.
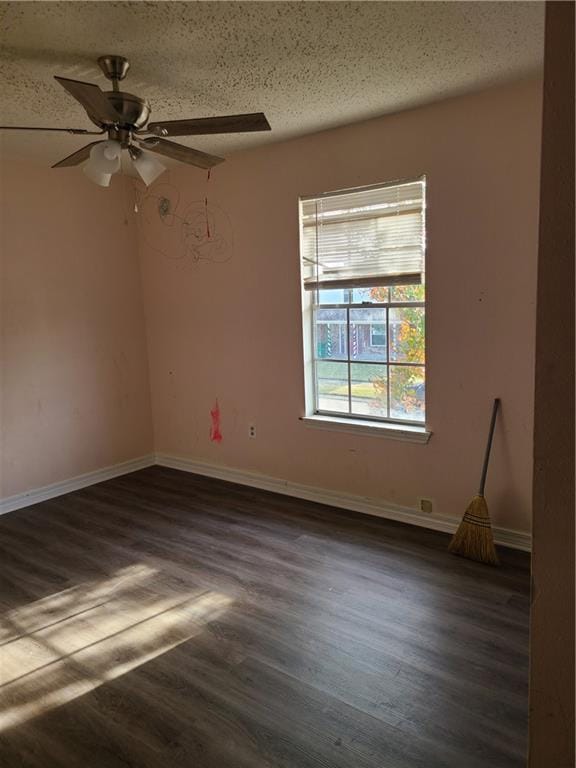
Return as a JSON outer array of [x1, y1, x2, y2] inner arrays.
[[390, 284, 425, 303], [317, 288, 348, 305], [389, 307, 425, 363], [350, 363, 388, 419], [315, 308, 348, 360], [349, 308, 387, 362], [389, 366, 425, 422], [352, 286, 389, 304], [316, 361, 349, 413]]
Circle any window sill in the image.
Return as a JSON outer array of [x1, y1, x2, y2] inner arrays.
[[300, 414, 431, 443]]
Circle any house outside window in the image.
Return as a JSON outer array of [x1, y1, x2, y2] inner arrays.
[[300, 177, 426, 427]]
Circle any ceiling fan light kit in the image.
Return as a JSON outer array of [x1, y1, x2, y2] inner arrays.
[[1, 55, 271, 188]]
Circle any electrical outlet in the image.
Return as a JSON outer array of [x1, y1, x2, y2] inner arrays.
[[248, 424, 256, 439], [418, 497, 434, 514]]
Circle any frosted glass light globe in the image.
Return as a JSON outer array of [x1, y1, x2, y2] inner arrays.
[[83, 163, 112, 187], [131, 148, 166, 187], [103, 142, 122, 161], [88, 140, 121, 174]]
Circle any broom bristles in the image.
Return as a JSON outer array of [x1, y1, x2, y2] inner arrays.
[[448, 495, 499, 565]]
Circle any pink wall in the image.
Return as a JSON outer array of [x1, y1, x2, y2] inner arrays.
[[0, 79, 542, 535], [139, 78, 542, 534], [0, 156, 153, 498]]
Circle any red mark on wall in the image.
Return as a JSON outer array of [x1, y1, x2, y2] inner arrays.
[[205, 169, 211, 239], [210, 399, 223, 443]]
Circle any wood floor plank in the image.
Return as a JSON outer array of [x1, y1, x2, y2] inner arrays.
[[0, 466, 530, 767]]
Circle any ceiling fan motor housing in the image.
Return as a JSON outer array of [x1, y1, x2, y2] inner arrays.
[[87, 91, 151, 132]]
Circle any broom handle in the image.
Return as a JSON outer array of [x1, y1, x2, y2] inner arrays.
[[478, 398, 500, 496]]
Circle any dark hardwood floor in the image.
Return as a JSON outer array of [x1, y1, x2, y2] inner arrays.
[[0, 466, 530, 768]]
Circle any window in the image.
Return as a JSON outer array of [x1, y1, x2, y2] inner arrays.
[[370, 323, 386, 347], [300, 178, 426, 427]]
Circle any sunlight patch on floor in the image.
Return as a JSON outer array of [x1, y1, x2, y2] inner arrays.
[[0, 564, 232, 730]]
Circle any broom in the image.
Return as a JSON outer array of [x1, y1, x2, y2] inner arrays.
[[448, 398, 500, 565]]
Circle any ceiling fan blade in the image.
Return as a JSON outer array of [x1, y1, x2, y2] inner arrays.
[[0, 126, 104, 134], [52, 141, 104, 168], [139, 138, 224, 169], [147, 112, 271, 137], [54, 76, 121, 124]]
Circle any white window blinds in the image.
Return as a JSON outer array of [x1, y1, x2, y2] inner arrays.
[[301, 178, 425, 290]]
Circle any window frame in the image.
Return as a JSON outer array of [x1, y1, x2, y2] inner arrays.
[[300, 176, 428, 433]]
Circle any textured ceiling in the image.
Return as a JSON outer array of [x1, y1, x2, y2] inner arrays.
[[0, 1, 544, 167]]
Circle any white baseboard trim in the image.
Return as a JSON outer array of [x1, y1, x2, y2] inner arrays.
[[156, 453, 532, 552], [0, 454, 156, 516], [0, 452, 531, 552]]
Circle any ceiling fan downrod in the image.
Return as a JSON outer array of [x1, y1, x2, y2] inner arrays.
[[97, 55, 130, 93]]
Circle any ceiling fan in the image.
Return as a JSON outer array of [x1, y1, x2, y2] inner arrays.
[[0, 55, 271, 187]]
